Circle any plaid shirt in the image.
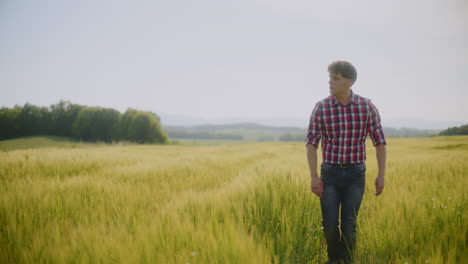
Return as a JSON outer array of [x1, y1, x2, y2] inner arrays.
[[307, 91, 386, 164]]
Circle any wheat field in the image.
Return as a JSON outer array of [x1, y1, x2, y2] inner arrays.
[[0, 136, 467, 263]]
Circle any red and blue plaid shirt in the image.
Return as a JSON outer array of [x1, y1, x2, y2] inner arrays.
[[307, 91, 386, 164]]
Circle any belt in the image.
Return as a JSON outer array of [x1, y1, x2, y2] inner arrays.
[[329, 163, 362, 168]]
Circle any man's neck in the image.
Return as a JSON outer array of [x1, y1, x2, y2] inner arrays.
[[335, 89, 352, 105]]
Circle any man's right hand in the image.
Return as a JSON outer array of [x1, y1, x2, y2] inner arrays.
[[311, 176, 323, 198]]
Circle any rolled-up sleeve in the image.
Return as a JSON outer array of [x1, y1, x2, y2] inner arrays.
[[368, 102, 386, 146], [306, 103, 322, 147]]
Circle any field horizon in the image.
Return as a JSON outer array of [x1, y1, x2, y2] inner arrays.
[[1, 136, 467, 263]]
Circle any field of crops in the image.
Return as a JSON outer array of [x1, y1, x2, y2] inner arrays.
[[0, 136, 467, 263]]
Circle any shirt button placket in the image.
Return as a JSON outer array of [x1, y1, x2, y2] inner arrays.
[[341, 105, 346, 163]]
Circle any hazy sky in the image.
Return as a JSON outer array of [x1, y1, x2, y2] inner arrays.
[[1, 0, 467, 126]]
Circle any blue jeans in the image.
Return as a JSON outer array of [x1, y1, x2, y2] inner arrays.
[[320, 163, 366, 263]]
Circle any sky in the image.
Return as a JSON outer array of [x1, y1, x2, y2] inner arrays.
[[1, 0, 467, 128]]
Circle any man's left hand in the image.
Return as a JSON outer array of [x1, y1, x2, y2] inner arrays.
[[375, 176, 385, 196]]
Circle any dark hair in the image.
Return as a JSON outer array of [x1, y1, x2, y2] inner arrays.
[[328, 60, 357, 83]]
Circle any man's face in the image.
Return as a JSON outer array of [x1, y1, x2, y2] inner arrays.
[[328, 72, 352, 96]]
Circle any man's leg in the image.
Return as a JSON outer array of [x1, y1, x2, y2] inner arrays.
[[320, 165, 342, 262], [340, 165, 366, 263]]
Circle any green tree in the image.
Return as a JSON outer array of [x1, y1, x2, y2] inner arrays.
[[114, 108, 138, 140], [16, 103, 52, 137], [0, 106, 22, 140], [72, 107, 121, 142], [50, 101, 84, 137], [127, 111, 167, 143]]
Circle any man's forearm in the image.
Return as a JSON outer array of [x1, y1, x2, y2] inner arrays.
[[375, 144, 386, 177], [307, 144, 319, 178]]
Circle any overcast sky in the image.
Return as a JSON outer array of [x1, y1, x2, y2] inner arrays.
[[1, 0, 467, 127]]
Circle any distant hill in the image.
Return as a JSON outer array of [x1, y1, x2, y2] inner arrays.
[[160, 113, 467, 130], [163, 123, 440, 142], [382, 118, 466, 130], [164, 123, 305, 141], [383, 127, 440, 137]]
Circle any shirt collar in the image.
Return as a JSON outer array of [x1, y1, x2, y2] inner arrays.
[[330, 90, 361, 105]]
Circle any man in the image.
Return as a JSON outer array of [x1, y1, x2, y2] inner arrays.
[[306, 61, 386, 264]]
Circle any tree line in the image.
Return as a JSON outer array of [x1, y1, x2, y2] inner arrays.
[[0, 101, 168, 143], [439, 124, 468, 136]]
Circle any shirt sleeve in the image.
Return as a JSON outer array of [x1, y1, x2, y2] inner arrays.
[[368, 101, 386, 146], [306, 102, 322, 147]]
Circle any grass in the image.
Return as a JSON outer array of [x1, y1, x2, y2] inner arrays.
[[0, 136, 467, 263], [0, 136, 83, 151]]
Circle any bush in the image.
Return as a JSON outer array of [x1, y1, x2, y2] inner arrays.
[[117, 109, 168, 143]]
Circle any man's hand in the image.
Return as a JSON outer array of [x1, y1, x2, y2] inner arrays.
[[375, 175, 385, 196], [375, 144, 386, 196], [307, 144, 322, 198], [311, 176, 323, 198]]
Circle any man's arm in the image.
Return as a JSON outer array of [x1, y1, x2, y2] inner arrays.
[[375, 144, 386, 196], [307, 144, 323, 198], [367, 101, 386, 196]]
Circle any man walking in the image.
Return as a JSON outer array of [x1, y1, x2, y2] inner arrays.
[[306, 61, 387, 264]]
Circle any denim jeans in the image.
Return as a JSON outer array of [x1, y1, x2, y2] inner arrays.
[[320, 162, 366, 263]]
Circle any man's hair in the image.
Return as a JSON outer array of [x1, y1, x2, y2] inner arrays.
[[328, 60, 357, 83]]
